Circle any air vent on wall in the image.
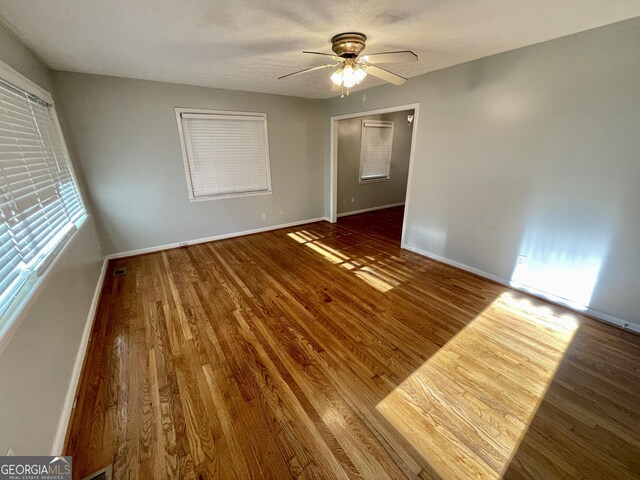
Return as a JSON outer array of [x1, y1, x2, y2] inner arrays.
[[113, 266, 126, 276]]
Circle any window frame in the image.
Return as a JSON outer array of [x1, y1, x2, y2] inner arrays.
[[0, 59, 88, 353], [358, 119, 394, 184], [175, 107, 273, 202]]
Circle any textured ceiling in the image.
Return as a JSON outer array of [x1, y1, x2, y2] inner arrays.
[[1, 0, 639, 99]]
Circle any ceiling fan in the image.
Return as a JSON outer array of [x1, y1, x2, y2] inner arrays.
[[278, 33, 418, 96]]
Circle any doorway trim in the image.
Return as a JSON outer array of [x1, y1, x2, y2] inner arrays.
[[329, 102, 420, 245]]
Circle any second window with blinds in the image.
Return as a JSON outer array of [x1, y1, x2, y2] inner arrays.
[[359, 120, 394, 183], [176, 109, 272, 201]]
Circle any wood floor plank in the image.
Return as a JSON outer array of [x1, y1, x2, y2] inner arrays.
[[65, 207, 640, 479]]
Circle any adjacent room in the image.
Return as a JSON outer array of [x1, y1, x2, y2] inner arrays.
[[334, 106, 415, 244], [0, 1, 638, 479]]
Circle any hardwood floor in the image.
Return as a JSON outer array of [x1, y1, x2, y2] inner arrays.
[[66, 207, 640, 479]]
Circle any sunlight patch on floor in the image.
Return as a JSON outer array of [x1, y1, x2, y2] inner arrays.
[[376, 292, 579, 479], [354, 270, 394, 293], [288, 230, 406, 293]]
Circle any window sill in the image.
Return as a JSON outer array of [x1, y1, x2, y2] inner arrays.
[[0, 213, 90, 357], [359, 177, 391, 184], [188, 190, 273, 203]]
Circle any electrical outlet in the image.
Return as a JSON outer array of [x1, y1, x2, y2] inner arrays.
[[517, 255, 527, 266], [342, 198, 347, 205], [261, 213, 266, 220], [279, 208, 285, 216], [351, 197, 355, 203]]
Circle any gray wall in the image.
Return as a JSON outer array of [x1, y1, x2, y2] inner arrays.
[[325, 17, 640, 327], [337, 110, 413, 215], [0, 24, 104, 454], [52, 72, 326, 255]]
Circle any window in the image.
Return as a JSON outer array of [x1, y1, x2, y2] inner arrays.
[[0, 66, 86, 326], [176, 109, 272, 201], [359, 120, 394, 182]]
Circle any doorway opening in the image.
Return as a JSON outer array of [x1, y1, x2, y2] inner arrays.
[[329, 103, 419, 245]]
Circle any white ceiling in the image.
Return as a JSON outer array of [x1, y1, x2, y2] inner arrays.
[[1, 0, 639, 99]]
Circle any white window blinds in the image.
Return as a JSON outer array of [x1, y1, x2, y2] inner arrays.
[[0, 77, 85, 319], [359, 120, 394, 181], [178, 112, 272, 200]]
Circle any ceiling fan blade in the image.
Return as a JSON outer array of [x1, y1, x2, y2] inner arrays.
[[363, 64, 407, 86], [278, 63, 336, 80], [302, 50, 340, 58], [303, 51, 342, 61], [360, 51, 418, 64]]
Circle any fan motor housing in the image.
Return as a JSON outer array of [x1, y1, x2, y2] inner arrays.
[[331, 32, 367, 58]]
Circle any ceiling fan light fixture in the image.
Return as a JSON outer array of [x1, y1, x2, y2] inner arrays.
[[331, 67, 344, 86], [354, 66, 367, 84], [333, 64, 367, 88], [342, 65, 357, 88]]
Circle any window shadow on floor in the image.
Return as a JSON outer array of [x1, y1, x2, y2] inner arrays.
[[500, 323, 640, 480]]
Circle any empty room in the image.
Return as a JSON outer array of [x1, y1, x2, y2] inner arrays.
[[0, 1, 638, 479]]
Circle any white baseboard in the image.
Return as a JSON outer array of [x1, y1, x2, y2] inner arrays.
[[402, 243, 640, 334], [337, 202, 405, 218], [51, 257, 109, 456], [106, 216, 331, 260]]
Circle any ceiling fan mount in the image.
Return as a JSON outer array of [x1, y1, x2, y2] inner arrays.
[[278, 32, 418, 96], [330, 32, 367, 58]]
